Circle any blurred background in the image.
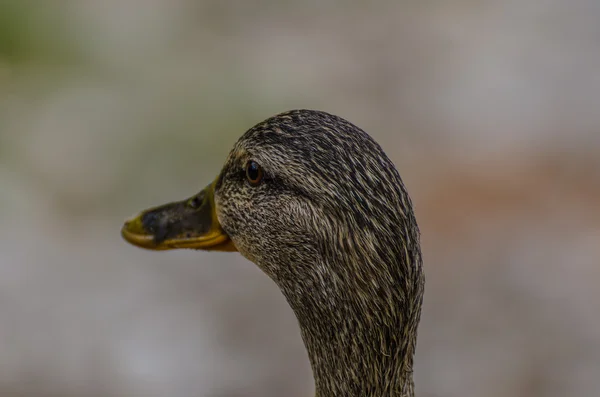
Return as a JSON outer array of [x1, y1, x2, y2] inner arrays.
[[1, 1, 599, 396]]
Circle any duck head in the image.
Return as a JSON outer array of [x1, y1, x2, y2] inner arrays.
[[122, 109, 424, 397]]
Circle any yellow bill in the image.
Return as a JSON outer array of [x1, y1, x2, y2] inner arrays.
[[121, 181, 236, 252]]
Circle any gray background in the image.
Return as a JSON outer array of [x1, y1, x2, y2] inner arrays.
[[0, 1, 599, 396]]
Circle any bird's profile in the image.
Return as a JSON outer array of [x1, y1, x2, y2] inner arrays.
[[121, 109, 425, 397]]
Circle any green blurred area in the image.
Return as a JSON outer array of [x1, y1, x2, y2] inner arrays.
[[0, 1, 274, 216], [0, 1, 82, 65]]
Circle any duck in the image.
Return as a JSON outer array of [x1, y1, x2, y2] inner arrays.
[[121, 109, 425, 397]]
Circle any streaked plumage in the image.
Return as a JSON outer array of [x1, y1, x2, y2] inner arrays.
[[122, 109, 425, 397]]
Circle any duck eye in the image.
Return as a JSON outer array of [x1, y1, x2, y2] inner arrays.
[[245, 160, 263, 186]]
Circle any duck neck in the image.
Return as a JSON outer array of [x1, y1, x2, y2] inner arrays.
[[279, 257, 421, 397]]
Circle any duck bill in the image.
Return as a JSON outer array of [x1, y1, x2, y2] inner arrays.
[[121, 181, 236, 252]]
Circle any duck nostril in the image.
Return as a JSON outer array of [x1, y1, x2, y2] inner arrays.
[[189, 195, 203, 209]]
